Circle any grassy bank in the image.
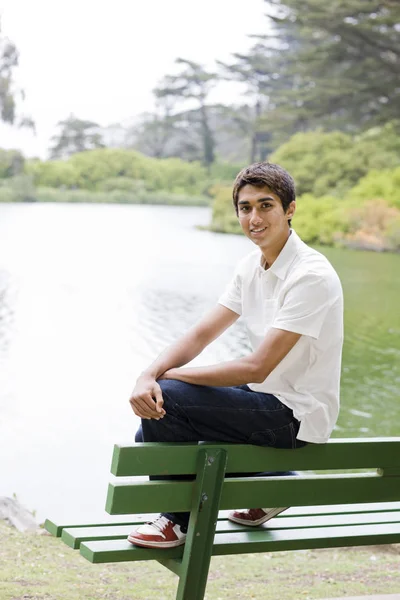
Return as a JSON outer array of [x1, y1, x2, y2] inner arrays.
[[0, 185, 210, 206], [1, 522, 399, 600]]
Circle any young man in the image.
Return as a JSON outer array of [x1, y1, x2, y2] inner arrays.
[[128, 162, 343, 549]]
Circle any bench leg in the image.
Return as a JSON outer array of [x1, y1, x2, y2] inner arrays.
[[175, 447, 227, 600]]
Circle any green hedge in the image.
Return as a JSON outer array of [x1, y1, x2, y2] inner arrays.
[[24, 149, 210, 195], [270, 123, 400, 197]]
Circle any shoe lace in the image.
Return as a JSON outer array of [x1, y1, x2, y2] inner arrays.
[[148, 515, 171, 533]]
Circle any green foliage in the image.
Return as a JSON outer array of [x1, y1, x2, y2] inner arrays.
[[0, 148, 25, 178], [293, 194, 348, 245], [25, 158, 78, 188], [348, 166, 400, 209], [0, 174, 35, 202], [209, 185, 241, 234], [32, 187, 209, 206], [155, 58, 218, 167], [68, 148, 153, 189], [0, 23, 19, 124], [26, 149, 209, 195], [207, 126, 400, 251], [97, 177, 147, 194], [209, 162, 242, 184], [227, 0, 400, 144], [337, 200, 400, 252], [49, 114, 104, 159], [156, 157, 208, 194], [270, 126, 400, 197]]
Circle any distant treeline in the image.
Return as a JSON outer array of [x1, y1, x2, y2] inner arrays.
[[1, 121, 400, 251]]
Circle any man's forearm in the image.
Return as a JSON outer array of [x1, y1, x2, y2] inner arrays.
[[140, 331, 207, 381], [138, 305, 239, 382], [161, 356, 261, 387]]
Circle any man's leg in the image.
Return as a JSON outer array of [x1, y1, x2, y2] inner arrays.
[[128, 379, 305, 548]]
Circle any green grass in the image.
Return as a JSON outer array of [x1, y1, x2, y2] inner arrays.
[[1, 522, 399, 599]]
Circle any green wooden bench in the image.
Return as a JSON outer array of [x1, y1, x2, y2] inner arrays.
[[45, 438, 400, 600]]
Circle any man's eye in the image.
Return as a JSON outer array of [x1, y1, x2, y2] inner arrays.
[[262, 203, 272, 208], [240, 206, 249, 211]]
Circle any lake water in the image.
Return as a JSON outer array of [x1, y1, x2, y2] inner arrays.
[[0, 203, 399, 523]]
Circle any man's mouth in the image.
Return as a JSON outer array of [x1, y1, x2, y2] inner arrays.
[[250, 227, 266, 234]]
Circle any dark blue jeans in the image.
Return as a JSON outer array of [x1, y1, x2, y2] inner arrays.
[[136, 380, 306, 529]]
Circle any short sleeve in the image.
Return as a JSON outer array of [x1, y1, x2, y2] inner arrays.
[[218, 270, 242, 316], [272, 274, 331, 339]]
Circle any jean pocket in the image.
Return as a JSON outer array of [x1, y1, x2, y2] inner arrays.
[[248, 422, 299, 449]]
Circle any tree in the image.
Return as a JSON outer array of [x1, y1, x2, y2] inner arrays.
[[218, 1, 400, 150], [126, 97, 178, 159], [261, 0, 400, 130], [154, 59, 218, 168], [0, 18, 34, 129], [218, 42, 283, 161], [0, 148, 24, 178], [49, 115, 105, 159]]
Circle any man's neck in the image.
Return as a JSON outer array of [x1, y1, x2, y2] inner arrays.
[[261, 230, 291, 270]]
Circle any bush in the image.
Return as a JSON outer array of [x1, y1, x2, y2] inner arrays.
[[0, 175, 36, 202], [293, 194, 348, 245], [347, 166, 400, 209], [336, 199, 400, 252], [209, 185, 242, 234], [270, 123, 400, 197], [0, 149, 25, 178], [155, 157, 207, 195], [0, 186, 15, 202], [25, 159, 79, 188], [97, 177, 147, 194], [26, 149, 210, 196], [33, 187, 209, 206]]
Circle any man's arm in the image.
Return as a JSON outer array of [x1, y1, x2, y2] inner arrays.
[[161, 327, 301, 387], [129, 304, 239, 419]]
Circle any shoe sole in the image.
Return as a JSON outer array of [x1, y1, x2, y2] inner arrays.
[[127, 535, 186, 549], [228, 507, 288, 526]]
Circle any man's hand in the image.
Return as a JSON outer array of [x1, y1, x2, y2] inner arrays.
[[129, 376, 166, 420]]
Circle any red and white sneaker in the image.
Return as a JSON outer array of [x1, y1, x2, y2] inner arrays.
[[228, 507, 288, 526], [127, 515, 187, 549]]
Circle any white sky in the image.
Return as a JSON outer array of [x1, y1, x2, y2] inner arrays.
[[0, 0, 267, 158]]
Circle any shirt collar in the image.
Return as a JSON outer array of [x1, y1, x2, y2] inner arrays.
[[260, 229, 302, 280]]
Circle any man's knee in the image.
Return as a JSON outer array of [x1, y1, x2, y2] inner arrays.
[[135, 425, 144, 443], [157, 378, 190, 406]]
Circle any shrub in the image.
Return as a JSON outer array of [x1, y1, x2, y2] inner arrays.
[[347, 167, 400, 209], [0, 149, 25, 178], [0, 175, 35, 202], [25, 159, 79, 188], [292, 194, 348, 245], [336, 199, 400, 252], [97, 177, 147, 194], [210, 185, 242, 234], [33, 187, 209, 206], [270, 123, 400, 198]]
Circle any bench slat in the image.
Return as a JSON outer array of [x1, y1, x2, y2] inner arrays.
[[106, 473, 400, 514], [111, 439, 400, 476], [44, 515, 157, 538], [61, 510, 400, 549], [45, 502, 400, 537], [80, 521, 400, 563]]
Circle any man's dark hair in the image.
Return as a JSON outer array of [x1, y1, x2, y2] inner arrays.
[[232, 162, 296, 225]]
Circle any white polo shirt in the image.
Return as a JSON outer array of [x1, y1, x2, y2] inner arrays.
[[218, 229, 343, 444]]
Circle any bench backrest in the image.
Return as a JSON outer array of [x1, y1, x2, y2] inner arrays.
[[106, 438, 400, 515]]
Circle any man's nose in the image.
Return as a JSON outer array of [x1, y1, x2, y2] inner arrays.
[[250, 210, 263, 224]]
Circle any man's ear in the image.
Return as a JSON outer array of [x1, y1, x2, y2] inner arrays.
[[287, 201, 296, 221]]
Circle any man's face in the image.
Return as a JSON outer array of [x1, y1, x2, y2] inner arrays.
[[237, 184, 295, 252]]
